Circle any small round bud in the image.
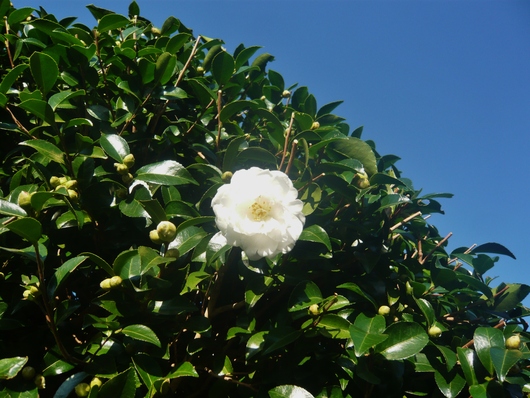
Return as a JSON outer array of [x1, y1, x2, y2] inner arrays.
[[122, 154, 135, 169], [68, 189, 79, 202], [165, 248, 180, 259], [58, 177, 68, 186], [149, 229, 163, 245], [156, 221, 177, 242], [65, 179, 78, 189], [99, 278, 112, 290], [21, 366, 36, 380], [17, 191, 32, 208], [428, 325, 442, 338], [506, 335, 521, 350], [74, 382, 91, 397], [109, 275, 122, 288], [50, 176, 61, 188], [0, 272, 4, 281], [114, 163, 129, 175], [221, 171, 233, 182], [196, 66, 204, 75], [34, 374, 45, 389], [151, 27, 161, 36], [308, 304, 319, 316], [378, 305, 391, 316], [281, 90, 291, 98], [121, 173, 134, 184], [90, 377, 102, 388], [260, 95, 267, 101], [310, 121, 320, 130]]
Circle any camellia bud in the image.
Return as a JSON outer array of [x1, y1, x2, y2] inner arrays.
[[34, 374, 45, 389], [165, 248, 180, 259], [378, 305, 391, 316], [99, 278, 112, 290], [68, 189, 79, 202], [21, 366, 36, 380], [149, 229, 163, 245], [196, 66, 205, 75], [114, 163, 129, 175], [151, 27, 161, 35], [65, 179, 78, 189], [428, 325, 442, 338], [17, 191, 32, 209], [310, 121, 320, 130], [221, 171, 233, 182], [506, 335, 521, 350], [308, 304, 320, 316], [122, 173, 134, 184], [156, 221, 177, 242], [50, 176, 61, 187], [90, 377, 102, 388], [23, 285, 40, 300], [109, 275, 122, 288], [122, 154, 135, 169], [281, 90, 291, 98], [74, 382, 91, 397]]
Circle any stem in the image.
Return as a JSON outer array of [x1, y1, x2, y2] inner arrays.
[[216, 89, 222, 151], [419, 232, 452, 265], [279, 113, 295, 170], [284, 139, 298, 175], [297, 173, 325, 192], [3, 17, 14, 69], [389, 211, 422, 232], [93, 30, 115, 120], [5, 106, 33, 137]]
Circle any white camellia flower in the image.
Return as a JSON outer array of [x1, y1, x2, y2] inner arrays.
[[211, 167, 306, 260]]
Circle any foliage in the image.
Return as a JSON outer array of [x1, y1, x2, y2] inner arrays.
[[0, 1, 529, 397]]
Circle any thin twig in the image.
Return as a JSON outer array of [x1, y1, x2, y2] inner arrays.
[[390, 211, 422, 231], [4, 17, 14, 68], [419, 232, 453, 265], [297, 173, 325, 192], [448, 243, 477, 265], [5, 106, 33, 137], [210, 300, 245, 318], [216, 89, 222, 151], [284, 139, 298, 175], [204, 367, 258, 392], [462, 320, 506, 348], [279, 113, 295, 170]]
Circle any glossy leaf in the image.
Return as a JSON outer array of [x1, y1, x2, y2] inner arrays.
[[18, 99, 56, 126], [330, 137, 377, 176], [30, 52, 58, 95], [0, 198, 27, 217], [0, 64, 28, 94], [121, 324, 161, 347], [316, 314, 351, 339], [288, 280, 322, 312], [212, 50, 234, 86], [99, 367, 139, 398], [457, 347, 480, 386], [166, 361, 199, 378], [98, 13, 130, 31], [154, 52, 177, 86], [5, 217, 42, 243], [349, 313, 388, 357], [298, 224, 332, 251], [473, 326, 504, 375], [269, 385, 314, 398], [47, 255, 88, 297], [20, 139, 64, 164], [434, 368, 466, 398], [136, 161, 198, 185], [490, 347, 522, 382], [0, 356, 27, 379], [375, 322, 429, 360], [99, 133, 130, 162]]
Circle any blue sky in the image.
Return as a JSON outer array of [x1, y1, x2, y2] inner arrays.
[[14, 0, 530, 301]]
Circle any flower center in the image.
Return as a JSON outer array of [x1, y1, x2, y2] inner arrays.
[[249, 195, 272, 221]]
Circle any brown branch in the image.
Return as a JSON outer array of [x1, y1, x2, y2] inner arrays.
[[209, 300, 245, 318], [279, 112, 295, 170], [216, 89, 222, 151], [419, 232, 452, 265], [297, 172, 325, 192], [284, 139, 298, 175], [4, 17, 14, 69], [5, 106, 33, 137], [448, 243, 477, 265], [390, 211, 422, 231], [462, 320, 506, 348]]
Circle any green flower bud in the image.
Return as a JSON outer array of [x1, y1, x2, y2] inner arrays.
[[74, 382, 91, 397], [99, 278, 112, 290], [34, 374, 45, 389], [50, 176, 61, 188], [506, 335, 521, 350], [123, 154, 135, 169], [221, 171, 233, 182], [114, 163, 129, 175], [21, 366, 36, 380], [17, 191, 32, 209], [65, 179, 78, 189], [149, 229, 163, 245], [109, 275, 122, 288], [282, 90, 291, 98], [68, 189, 79, 202], [165, 248, 180, 259], [378, 305, 391, 316], [428, 325, 442, 338], [308, 304, 319, 316], [122, 173, 134, 184], [156, 221, 177, 242], [310, 121, 320, 130], [90, 377, 102, 388]]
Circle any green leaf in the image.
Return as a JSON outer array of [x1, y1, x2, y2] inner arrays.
[[0, 198, 27, 217], [457, 347, 480, 386], [300, 183, 322, 216], [132, 354, 160, 390], [154, 52, 177, 86], [98, 13, 130, 31], [165, 361, 199, 378], [0, 64, 28, 94], [147, 297, 196, 315], [20, 139, 64, 164], [219, 100, 258, 123], [235, 45, 262, 70], [268, 385, 314, 398], [288, 280, 322, 312], [473, 326, 504, 375], [434, 368, 466, 398], [6, 217, 42, 243], [471, 242, 516, 259], [121, 324, 161, 347], [47, 255, 88, 297], [212, 50, 234, 86], [337, 282, 377, 309], [236, 147, 278, 167], [490, 347, 522, 382], [166, 33, 191, 54], [30, 52, 58, 95], [18, 99, 56, 126], [375, 322, 429, 360], [316, 314, 351, 339], [128, 1, 140, 17], [99, 367, 139, 398], [136, 161, 198, 185], [298, 224, 332, 251], [246, 331, 268, 359], [349, 313, 388, 357], [469, 383, 488, 398], [414, 297, 435, 326], [330, 137, 377, 176], [493, 283, 530, 312], [48, 89, 85, 111], [99, 133, 130, 162], [0, 356, 27, 379]]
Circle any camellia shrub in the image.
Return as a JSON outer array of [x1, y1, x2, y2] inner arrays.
[[1, 1, 529, 397]]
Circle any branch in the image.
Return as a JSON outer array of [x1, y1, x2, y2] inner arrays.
[[279, 112, 295, 170]]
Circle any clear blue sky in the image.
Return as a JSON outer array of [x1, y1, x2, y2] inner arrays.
[[14, 0, 530, 301]]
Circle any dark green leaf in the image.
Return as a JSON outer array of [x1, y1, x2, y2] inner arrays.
[[219, 100, 258, 123], [375, 322, 429, 360], [165, 361, 199, 378], [6, 217, 42, 243], [212, 50, 234, 86], [236, 147, 278, 167], [288, 280, 322, 312], [316, 314, 351, 339], [330, 137, 377, 176], [298, 224, 332, 251], [0, 64, 28, 94], [47, 256, 88, 297], [457, 347, 480, 386], [20, 139, 64, 164], [98, 13, 130, 32], [154, 52, 177, 86], [493, 283, 530, 312], [99, 133, 130, 162], [0, 198, 27, 217], [53, 372, 89, 398], [18, 99, 56, 126], [434, 368, 466, 398], [268, 385, 314, 398], [350, 313, 388, 357], [471, 242, 516, 259], [473, 326, 504, 375], [121, 324, 161, 347], [136, 161, 198, 185], [30, 52, 58, 95], [166, 33, 191, 54], [490, 347, 522, 382], [99, 367, 138, 398]]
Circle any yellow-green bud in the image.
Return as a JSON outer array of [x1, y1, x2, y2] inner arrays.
[[90, 377, 102, 388], [109, 276, 122, 288], [221, 171, 233, 182], [151, 27, 161, 35], [23, 285, 40, 300], [310, 121, 320, 130], [123, 154, 135, 169], [74, 382, 90, 397], [65, 180, 78, 189], [68, 189, 79, 202], [122, 173, 134, 184], [114, 163, 129, 175], [428, 325, 442, 338], [17, 191, 32, 208], [99, 278, 112, 290], [378, 305, 391, 316], [506, 335, 521, 350], [21, 366, 36, 380], [58, 177, 68, 186], [308, 304, 319, 316], [34, 374, 45, 389], [50, 176, 61, 188], [196, 66, 205, 75], [156, 221, 177, 242], [281, 90, 291, 98], [149, 229, 163, 245]]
